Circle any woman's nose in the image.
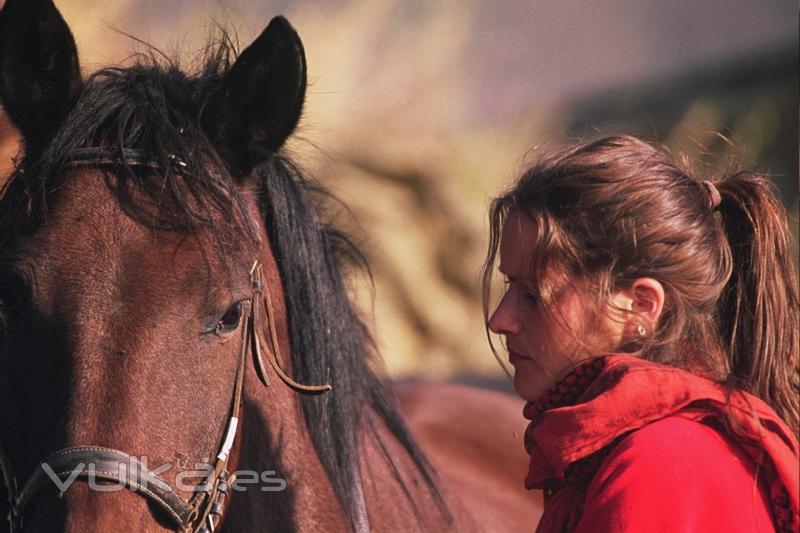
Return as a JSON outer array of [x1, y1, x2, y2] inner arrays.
[[488, 294, 520, 336]]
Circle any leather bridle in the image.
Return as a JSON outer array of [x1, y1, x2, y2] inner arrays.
[[0, 149, 332, 532]]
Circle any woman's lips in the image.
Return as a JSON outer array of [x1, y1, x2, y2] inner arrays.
[[508, 351, 530, 365]]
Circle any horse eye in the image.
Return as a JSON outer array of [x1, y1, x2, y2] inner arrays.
[[214, 301, 244, 336]]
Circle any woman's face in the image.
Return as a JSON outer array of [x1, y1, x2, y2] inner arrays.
[[488, 211, 614, 402]]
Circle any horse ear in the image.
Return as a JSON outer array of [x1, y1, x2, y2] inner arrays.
[[202, 16, 307, 177], [0, 0, 82, 145]]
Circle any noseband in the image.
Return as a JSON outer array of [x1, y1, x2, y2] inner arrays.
[[0, 149, 332, 532]]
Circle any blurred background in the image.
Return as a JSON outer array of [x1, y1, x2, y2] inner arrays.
[[1, 0, 796, 385]]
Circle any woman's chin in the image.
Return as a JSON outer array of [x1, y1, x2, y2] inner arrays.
[[512, 364, 550, 402]]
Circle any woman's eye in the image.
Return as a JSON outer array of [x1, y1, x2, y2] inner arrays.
[[214, 301, 244, 336], [522, 290, 541, 306]]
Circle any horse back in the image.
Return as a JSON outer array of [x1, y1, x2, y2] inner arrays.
[[395, 382, 543, 532]]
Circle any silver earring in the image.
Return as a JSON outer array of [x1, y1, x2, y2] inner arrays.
[[636, 324, 646, 338]]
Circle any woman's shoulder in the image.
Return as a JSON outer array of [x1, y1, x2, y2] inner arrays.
[[608, 415, 748, 465], [576, 415, 775, 532]]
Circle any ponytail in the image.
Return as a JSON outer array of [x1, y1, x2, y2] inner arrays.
[[716, 173, 799, 434]]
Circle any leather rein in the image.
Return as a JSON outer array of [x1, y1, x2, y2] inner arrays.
[[0, 149, 332, 532]]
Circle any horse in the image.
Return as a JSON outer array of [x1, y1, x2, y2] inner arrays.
[[0, 0, 539, 531]]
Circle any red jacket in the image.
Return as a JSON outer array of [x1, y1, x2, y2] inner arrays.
[[523, 355, 799, 532]]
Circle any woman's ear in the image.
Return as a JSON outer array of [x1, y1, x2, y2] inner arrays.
[[608, 277, 665, 343], [624, 278, 665, 336]]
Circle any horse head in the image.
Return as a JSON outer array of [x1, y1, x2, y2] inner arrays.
[[0, 1, 448, 531]]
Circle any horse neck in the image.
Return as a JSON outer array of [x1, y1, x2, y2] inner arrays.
[[220, 206, 458, 531], [226, 380, 459, 533], [356, 408, 462, 532], [219, 237, 350, 531], [221, 372, 350, 532]]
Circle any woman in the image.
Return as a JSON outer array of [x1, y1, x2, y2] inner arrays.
[[483, 136, 799, 532]]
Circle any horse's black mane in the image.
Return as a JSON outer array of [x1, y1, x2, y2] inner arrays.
[[0, 36, 444, 530]]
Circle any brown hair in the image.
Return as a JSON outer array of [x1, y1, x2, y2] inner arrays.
[[483, 135, 799, 433]]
